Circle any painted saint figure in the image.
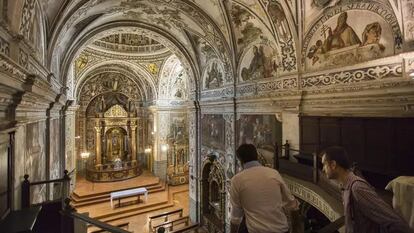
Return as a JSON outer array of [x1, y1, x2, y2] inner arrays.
[[323, 12, 361, 51]]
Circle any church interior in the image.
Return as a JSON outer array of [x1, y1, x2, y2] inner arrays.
[[1, 0, 414, 232]]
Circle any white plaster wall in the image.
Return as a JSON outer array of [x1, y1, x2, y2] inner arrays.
[[282, 112, 300, 151]]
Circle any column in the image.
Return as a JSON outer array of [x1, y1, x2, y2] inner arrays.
[[131, 125, 137, 161], [95, 126, 102, 168]]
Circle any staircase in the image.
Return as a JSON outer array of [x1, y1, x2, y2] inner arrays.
[[70, 179, 191, 233]]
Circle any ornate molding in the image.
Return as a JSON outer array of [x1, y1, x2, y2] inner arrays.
[[236, 76, 298, 97], [302, 64, 403, 89], [284, 176, 342, 222], [200, 86, 234, 99], [0, 36, 9, 56], [0, 54, 28, 84]]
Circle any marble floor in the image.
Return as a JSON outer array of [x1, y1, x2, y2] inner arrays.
[[73, 170, 190, 233]]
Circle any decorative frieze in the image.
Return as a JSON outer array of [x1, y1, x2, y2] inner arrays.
[[302, 64, 403, 89], [200, 86, 234, 99], [0, 36, 9, 56], [19, 0, 36, 41], [236, 76, 298, 97], [284, 176, 342, 222], [0, 54, 27, 83]]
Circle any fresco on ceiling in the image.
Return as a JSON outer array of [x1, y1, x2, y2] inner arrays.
[[402, 0, 414, 48], [189, 32, 231, 86], [25, 122, 46, 204], [305, 10, 395, 71], [192, 0, 230, 40], [303, 0, 344, 31], [203, 59, 224, 89], [189, 33, 217, 72], [231, 4, 264, 54], [202, 115, 225, 151], [267, 1, 291, 42], [121, 0, 205, 46], [237, 115, 282, 168], [239, 44, 279, 82], [159, 55, 188, 100]]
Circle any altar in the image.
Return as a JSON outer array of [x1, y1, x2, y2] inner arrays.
[[85, 103, 142, 182]]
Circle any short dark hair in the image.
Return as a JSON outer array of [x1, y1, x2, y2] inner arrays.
[[157, 227, 166, 233], [236, 144, 258, 164], [320, 146, 351, 169]]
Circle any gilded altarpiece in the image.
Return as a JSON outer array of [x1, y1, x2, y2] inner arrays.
[[166, 113, 189, 185]]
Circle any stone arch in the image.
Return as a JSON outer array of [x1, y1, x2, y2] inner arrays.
[[51, 22, 200, 100], [75, 60, 155, 102]]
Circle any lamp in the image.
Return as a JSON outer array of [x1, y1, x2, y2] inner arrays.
[[161, 144, 169, 152], [80, 152, 90, 159], [144, 148, 152, 153]]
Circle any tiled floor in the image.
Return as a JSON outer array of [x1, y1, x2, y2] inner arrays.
[[73, 170, 190, 233]]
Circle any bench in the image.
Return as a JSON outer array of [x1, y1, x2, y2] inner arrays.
[[149, 208, 183, 232], [110, 187, 148, 208]]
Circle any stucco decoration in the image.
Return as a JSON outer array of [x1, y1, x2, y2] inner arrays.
[[79, 72, 142, 104], [19, 0, 45, 64]]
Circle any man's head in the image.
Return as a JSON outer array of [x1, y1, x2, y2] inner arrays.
[[337, 12, 348, 28], [236, 144, 258, 165], [320, 146, 350, 179]]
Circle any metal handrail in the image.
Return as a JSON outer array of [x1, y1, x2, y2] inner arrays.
[[61, 210, 132, 233], [317, 216, 345, 233]]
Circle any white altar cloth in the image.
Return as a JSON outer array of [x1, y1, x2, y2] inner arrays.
[[110, 187, 148, 208]]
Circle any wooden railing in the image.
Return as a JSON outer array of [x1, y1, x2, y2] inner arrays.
[[60, 201, 132, 233], [152, 216, 190, 232], [170, 223, 199, 233], [20, 169, 134, 233], [21, 169, 73, 208], [149, 208, 184, 232]]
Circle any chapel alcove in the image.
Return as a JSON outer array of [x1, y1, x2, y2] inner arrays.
[[201, 154, 225, 233]]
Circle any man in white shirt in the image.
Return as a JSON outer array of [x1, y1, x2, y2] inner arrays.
[[230, 144, 299, 233]]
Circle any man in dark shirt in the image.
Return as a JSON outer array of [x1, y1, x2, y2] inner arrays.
[[320, 146, 413, 233]]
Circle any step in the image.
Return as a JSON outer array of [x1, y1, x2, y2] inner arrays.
[[71, 184, 166, 208], [72, 180, 162, 200], [88, 221, 129, 233], [91, 201, 175, 224]]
